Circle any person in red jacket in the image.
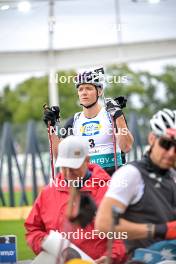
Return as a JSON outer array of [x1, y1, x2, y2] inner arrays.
[[24, 135, 127, 264]]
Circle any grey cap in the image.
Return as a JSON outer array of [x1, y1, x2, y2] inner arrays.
[[55, 136, 89, 169]]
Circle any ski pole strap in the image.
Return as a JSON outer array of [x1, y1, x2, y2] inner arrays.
[[111, 117, 118, 171], [43, 104, 55, 179]]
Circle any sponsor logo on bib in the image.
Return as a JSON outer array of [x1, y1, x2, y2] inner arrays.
[[80, 121, 102, 136]]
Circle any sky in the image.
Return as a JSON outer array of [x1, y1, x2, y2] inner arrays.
[[0, 0, 176, 90]]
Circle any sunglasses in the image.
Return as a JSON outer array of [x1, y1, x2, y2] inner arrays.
[[158, 137, 176, 152]]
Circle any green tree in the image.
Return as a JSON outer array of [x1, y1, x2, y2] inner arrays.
[[105, 64, 145, 115], [155, 65, 176, 110], [105, 64, 176, 118], [56, 70, 81, 120], [0, 77, 48, 124], [0, 70, 81, 124], [0, 65, 175, 125], [0, 85, 13, 123]]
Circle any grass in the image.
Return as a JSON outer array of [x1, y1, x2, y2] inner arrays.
[[0, 190, 42, 260], [0, 220, 35, 260], [0, 190, 38, 207]]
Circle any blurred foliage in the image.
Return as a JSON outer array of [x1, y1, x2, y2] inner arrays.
[[57, 70, 81, 119], [155, 65, 176, 109], [0, 65, 175, 124], [105, 64, 176, 118], [0, 76, 48, 123]]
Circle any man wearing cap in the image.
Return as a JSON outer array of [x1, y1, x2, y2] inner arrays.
[[95, 109, 176, 262], [43, 68, 134, 175], [25, 136, 127, 263]]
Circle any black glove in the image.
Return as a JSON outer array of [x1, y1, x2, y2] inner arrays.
[[43, 106, 60, 127], [105, 97, 123, 119], [114, 96, 127, 109]]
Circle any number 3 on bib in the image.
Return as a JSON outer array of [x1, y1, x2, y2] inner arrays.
[[89, 139, 95, 148]]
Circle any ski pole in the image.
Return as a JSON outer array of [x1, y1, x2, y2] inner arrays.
[[102, 91, 118, 171], [43, 104, 55, 180]]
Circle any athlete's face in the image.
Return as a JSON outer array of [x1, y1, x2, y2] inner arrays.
[[148, 132, 176, 169], [61, 158, 89, 181], [77, 84, 101, 107]]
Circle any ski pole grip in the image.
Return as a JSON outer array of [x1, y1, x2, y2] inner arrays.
[[43, 103, 51, 126], [43, 103, 50, 111]]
